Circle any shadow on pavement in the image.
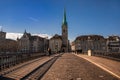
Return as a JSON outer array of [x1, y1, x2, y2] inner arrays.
[[0, 76, 15, 80]]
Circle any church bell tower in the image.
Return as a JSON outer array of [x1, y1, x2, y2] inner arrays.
[[61, 8, 68, 52]]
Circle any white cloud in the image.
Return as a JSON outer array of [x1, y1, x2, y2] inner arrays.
[[33, 34, 52, 39], [6, 33, 51, 40], [6, 33, 23, 40], [29, 17, 39, 22]]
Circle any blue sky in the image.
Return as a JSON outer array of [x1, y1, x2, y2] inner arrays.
[[0, 0, 120, 41]]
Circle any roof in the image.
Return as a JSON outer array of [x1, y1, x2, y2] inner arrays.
[[107, 36, 120, 41], [0, 31, 6, 34], [75, 35, 104, 41], [30, 36, 44, 41], [0, 39, 17, 46], [20, 30, 48, 42], [50, 34, 62, 40], [62, 8, 67, 25], [22, 32, 31, 39]]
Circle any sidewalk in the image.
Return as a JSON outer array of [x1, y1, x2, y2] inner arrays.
[[75, 54, 120, 79]]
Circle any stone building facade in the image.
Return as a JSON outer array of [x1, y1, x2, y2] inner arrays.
[[75, 35, 106, 53], [71, 42, 75, 52], [49, 9, 69, 53], [0, 30, 17, 53], [0, 30, 6, 40], [49, 34, 62, 53], [18, 30, 49, 53], [106, 36, 120, 52]]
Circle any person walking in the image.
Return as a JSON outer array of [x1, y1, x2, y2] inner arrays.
[[48, 48, 51, 56]]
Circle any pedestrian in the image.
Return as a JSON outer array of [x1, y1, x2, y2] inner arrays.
[[48, 48, 51, 56]]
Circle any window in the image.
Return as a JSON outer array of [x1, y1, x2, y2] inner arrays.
[[63, 29, 65, 33]]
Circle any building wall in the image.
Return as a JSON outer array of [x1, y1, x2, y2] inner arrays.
[[106, 36, 120, 52], [62, 25, 68, 52], [71, 42, 75, 51], [18, 31, 49, 53], [0, 31, 17, 53], [44, 39, 49, 53], [32, 39, 39, 52], [38, 38, 44, 52], [0, 31, 6, 40], [18, 37, 30, 53], [75, 35, 106, 53], [49, 38, 62, 53]]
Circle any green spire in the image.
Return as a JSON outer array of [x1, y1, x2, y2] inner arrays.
[[62, 8, 67, 25]]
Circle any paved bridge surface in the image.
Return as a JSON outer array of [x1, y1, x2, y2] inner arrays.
[[0, 53, 120, 80], [42, 53, 120, 80]]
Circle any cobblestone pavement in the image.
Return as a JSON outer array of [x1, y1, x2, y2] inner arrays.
[[42, 53, 119, 80], [76, 54, 120, 79]]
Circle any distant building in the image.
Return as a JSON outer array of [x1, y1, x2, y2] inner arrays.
[[17, 30, 49, 53], [75, 35, 106, 53], [61, 9, 69, 52], [0, 29, 6, 40], [106, 36, 120, 52], [71, 42, 75, 52], [49, 9, 70, 53], [0, 30, 17, 53], [49, 34, 62, 53]]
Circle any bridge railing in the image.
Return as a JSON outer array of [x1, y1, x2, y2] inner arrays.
[[75, 50, 120, 61], [91, 51, 120, 61], [0, 52, 46, 71]]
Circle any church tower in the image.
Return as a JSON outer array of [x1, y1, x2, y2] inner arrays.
[[61, 8, 68, 52]]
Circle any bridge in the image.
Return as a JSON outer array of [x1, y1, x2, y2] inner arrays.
[[0, 53, 120, 80]]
